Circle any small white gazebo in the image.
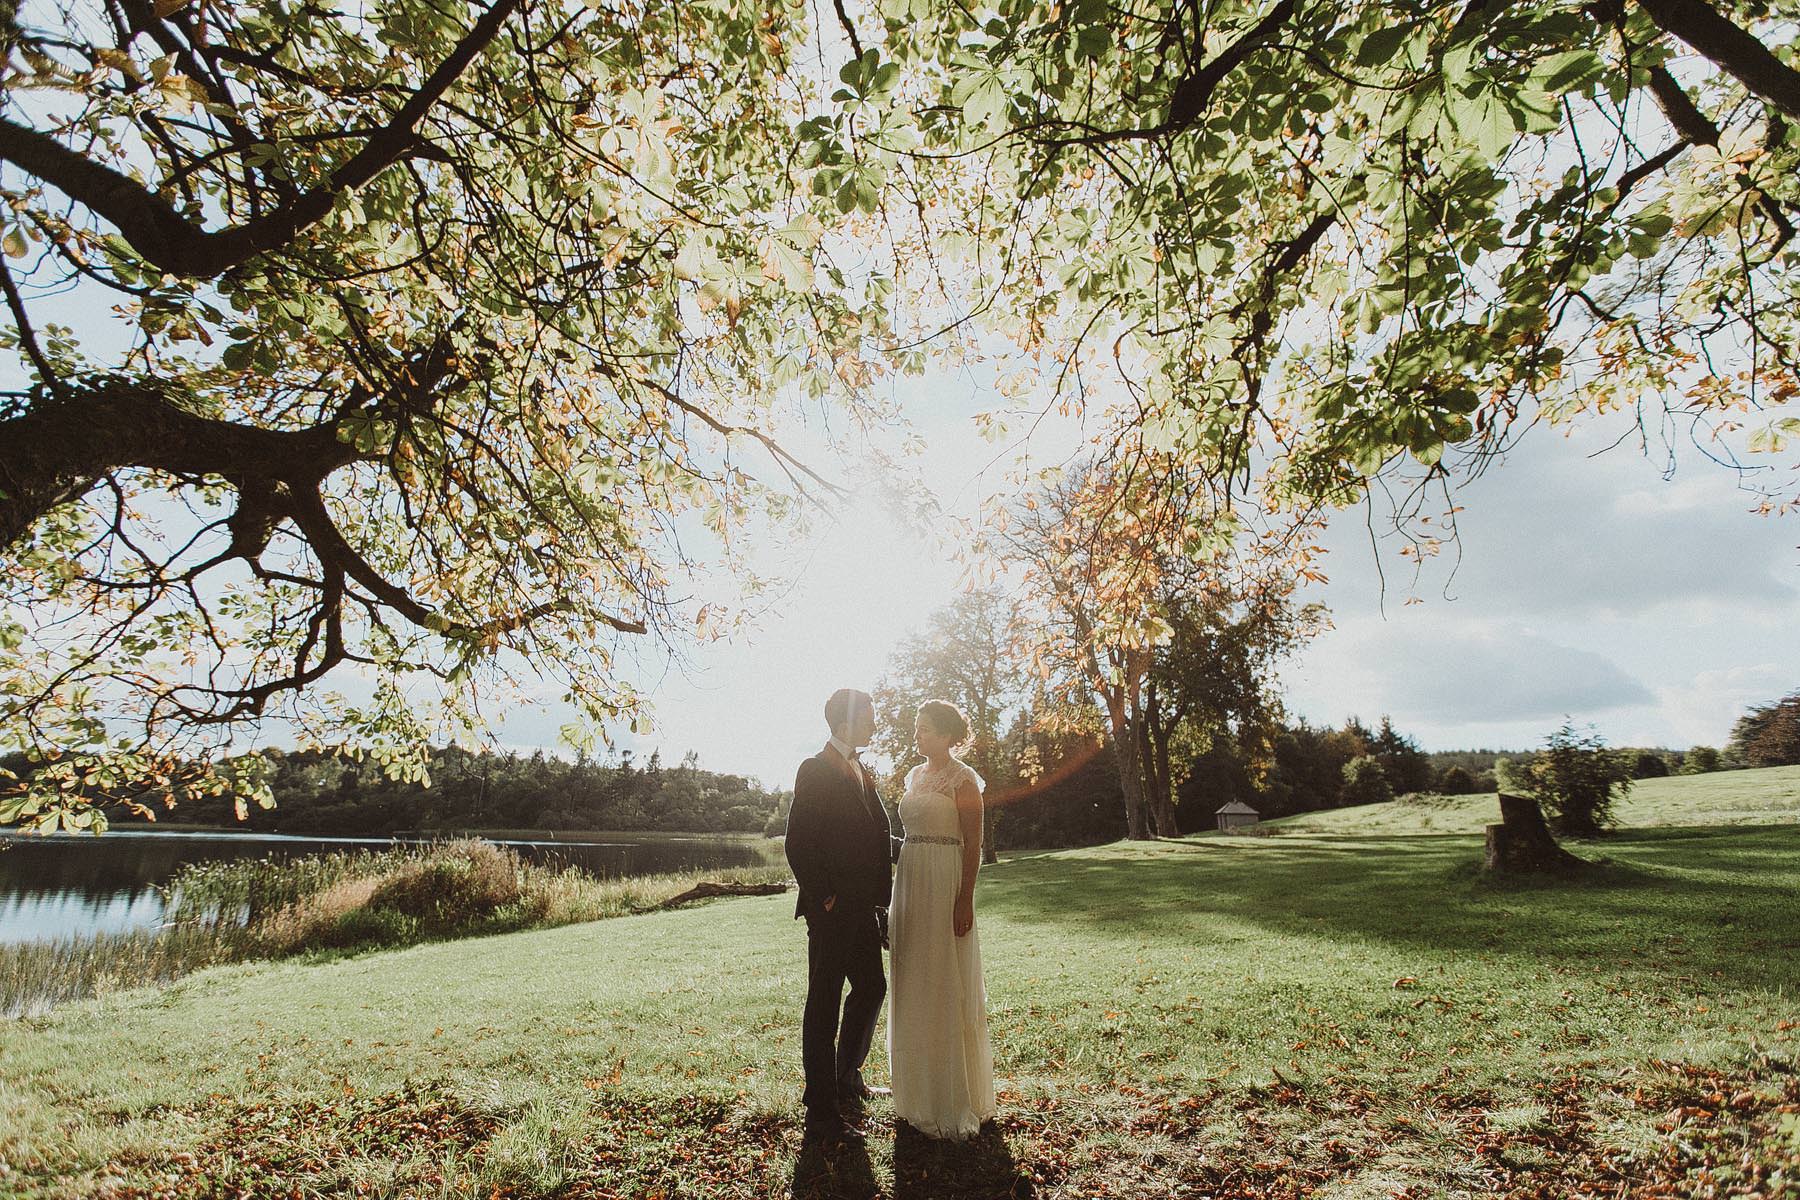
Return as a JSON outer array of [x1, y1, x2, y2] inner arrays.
[[1215, 800, 1261, 831]]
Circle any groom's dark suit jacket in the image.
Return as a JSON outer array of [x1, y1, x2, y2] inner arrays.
[[785, 749, 896, 921]]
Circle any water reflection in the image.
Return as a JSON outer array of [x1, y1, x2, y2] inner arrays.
[[0, 831, 769, 946]]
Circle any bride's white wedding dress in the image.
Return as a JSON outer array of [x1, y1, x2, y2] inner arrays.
[[887, 758, 995, 1140]]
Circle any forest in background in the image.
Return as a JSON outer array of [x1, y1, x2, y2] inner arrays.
[[5, 690, 1783, 846], [0, 746, 785, 838]]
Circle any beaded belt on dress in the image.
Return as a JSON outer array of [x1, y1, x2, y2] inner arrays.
[[905, 835, 962, 846]]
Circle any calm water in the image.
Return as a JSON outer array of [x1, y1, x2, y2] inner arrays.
[[0, 830, 770, 946]]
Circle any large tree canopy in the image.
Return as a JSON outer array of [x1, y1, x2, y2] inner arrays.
[[6, 0, 1798, 830], [848, 0, 1799, 538], [0, 0, 895, 827]]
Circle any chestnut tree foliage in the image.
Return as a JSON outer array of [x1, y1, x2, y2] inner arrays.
[[0, 0, 898, 828], [991, 461, 1322, 838], [822, 0, 1799, 822], [837, 0, 1800, 533], [6, 0, 1800, 830]]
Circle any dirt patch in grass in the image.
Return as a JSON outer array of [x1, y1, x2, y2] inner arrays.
[[1002, 1062, 1800, 1199], [96, 1084, 500, 1199]]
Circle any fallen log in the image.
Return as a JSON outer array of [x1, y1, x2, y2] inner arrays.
[[654, 880, 791, 910]]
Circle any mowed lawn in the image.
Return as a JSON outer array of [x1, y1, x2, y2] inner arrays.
[[2, 770, 1798, 1199]]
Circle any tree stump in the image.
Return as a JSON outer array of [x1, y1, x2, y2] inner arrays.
[[1483, 793, 1592, 874]]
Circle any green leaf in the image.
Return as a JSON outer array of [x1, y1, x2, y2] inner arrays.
[[1356, 24, 1412, 69], [1073, 24, 1110, 61], [1534, 49, 1605, 95]]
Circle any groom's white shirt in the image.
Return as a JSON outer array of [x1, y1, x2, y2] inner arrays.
[[827, 735, 862, 767]]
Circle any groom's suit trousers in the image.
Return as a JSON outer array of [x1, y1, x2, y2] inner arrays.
[[801, 904, 886, 1118]]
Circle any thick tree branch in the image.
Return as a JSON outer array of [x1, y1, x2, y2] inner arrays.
[[1636, 0, 1800, 122], [0, 0, 524, 278], [832, 0, 866, 60], [1646, 63, 1795, 240], [1233, 208, 1338, 354], [0, 380, 360, 550], [283, 485, 647, 640], [1645, 62, 1719, 146], [1165, 0, 1298, 134]]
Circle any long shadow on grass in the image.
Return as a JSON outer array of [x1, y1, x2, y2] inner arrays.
[[982, 823, 1800, 995], [790, 1139, 878, 1200], [892, 1120, 1025, 1200]]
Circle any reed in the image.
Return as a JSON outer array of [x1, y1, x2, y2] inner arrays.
[[1, 923, 235, 1018]]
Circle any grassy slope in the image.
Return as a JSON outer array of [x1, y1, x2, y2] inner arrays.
[[1264, 764, 1800, 836], [1, 771, 1797, 1198]]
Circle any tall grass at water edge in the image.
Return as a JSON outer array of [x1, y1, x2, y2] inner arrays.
[[2, 838, 788, 1018]]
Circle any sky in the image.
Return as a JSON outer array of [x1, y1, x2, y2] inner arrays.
[[1281, 417, 1799, 756], [493, 366, 1800, 787]]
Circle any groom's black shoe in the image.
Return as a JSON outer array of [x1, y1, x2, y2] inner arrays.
[[803, 1114, 865, 1150], [838, 1101, 878, 1129]]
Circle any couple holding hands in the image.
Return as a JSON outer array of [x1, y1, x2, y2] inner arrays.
[[784, 689, 995, 1149]]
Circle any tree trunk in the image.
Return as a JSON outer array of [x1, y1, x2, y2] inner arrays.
[[1103, 692, 1152, 840], [651, 880, 789, 910], [972, 717, 1002, 866], [1138, 680, 1183, 838], [1151, 724, 1180, 838], [1125, 656, 1180, 838], [1116, 746, 1152, 841], [1483, 793, 1592, 874]]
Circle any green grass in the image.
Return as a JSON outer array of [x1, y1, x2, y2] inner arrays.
[[1264, 763, 1800, 836], [2, 772, 1798, 1197]]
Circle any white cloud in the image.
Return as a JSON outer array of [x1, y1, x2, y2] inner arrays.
[[1285, 414, 1800, 751], [1287, 612, 1652, 728], [1651, 663, 1793, 749]]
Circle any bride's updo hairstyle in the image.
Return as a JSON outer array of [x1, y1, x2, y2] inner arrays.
[[918, 699, 971, 746]]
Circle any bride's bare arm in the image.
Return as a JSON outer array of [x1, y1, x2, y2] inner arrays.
[[953, 776, 982, 937]]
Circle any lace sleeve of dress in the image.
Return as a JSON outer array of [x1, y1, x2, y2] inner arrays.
[[960, 762, 985, 794]]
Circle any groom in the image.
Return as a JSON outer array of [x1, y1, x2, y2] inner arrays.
[[785, 687, 897, 1147]]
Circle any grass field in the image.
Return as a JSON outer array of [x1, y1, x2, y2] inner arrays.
[[1265, 765, 1800, 836], [2, 768, 1797, 1198]]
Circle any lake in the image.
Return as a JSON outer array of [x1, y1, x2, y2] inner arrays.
[[0, 829, 774, 947]]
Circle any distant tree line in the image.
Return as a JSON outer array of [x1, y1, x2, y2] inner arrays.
[[869, 690, 1792, 853], [11, 684, 1791, 844], [3, 747, 785, 837]]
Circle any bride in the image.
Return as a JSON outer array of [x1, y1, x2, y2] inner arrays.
[[887, 699, 996, 1140]]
